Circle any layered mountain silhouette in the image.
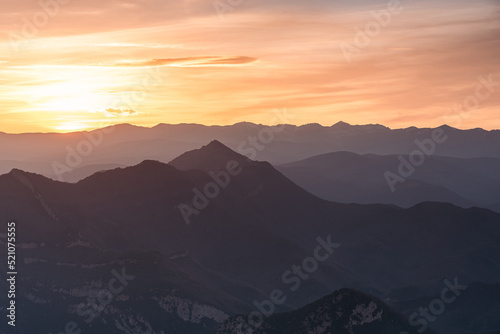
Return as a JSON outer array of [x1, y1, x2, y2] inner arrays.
[[0, 141, 499, 333], [2, 122, 500, 182], [277, 151, 500, 212]]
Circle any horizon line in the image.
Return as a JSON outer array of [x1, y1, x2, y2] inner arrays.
[[0, 121, 497, 135]]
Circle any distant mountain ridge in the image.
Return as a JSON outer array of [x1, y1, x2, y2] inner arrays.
[[277, 151, 500, 212], [1, 122, 500, 182]]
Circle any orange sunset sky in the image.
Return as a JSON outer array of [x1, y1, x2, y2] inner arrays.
[[0, 0, 499, 133]]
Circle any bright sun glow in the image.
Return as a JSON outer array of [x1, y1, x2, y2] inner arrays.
[[41, 95, 108, 112], [55, 122, 90, 132], [17, 67, 120, 114]]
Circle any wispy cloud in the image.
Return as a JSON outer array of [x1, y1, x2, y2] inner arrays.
[[91, 108, 140, 117], [8, 56, 258, 69], [107, 56, 258, 68], [94, 43, 186, 49]]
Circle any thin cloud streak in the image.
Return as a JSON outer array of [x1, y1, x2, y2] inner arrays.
[[109, 56, 258, 68]]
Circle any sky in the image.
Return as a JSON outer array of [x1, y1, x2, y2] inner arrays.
[[0, 0, 499, 133]]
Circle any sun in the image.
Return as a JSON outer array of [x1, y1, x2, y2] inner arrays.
[[55, 122, 90, 132], [22, 67, 118, 113]]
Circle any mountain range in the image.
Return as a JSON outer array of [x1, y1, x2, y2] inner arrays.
[[1, 122, 500, 183], [277, 151, 500, 212], [0, 140, 499, 334]]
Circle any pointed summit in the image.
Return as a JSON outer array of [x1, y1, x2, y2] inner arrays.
[[8, 168, 51, 186], [220, 288, 438, 334], [437, 124, 456, 131], [331, 121, 352, 129], [169, 140, 251, 172], [206, 139, 228, 149]]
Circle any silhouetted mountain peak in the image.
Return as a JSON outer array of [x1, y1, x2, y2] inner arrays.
[[137, 159, 167, 167], [219, 287, 437, 334], [111, 123, 141, 129], [331, 121, 389, 132], [169, 140, 251, 172], [194, 140, 239, 157], [332, 121, 352, 128], [438, 124, 457, 131], [77, 160, 183, 188], [9, 168, 26, 175], [206, 139, 228, 149], [7, 168, 32, 186], [232, 121, 259, 128], [8, 168, 51, 184], [300, 122, 324, 129]]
